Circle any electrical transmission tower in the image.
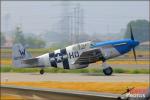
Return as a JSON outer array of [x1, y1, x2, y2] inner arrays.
[[60, 2, 84, 44], [73, 4, 84, 44]]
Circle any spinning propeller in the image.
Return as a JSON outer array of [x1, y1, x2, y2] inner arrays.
[[130, 24, 137, 61]]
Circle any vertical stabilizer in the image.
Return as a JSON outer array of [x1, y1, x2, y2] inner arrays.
[[12, 44, 32, 67]]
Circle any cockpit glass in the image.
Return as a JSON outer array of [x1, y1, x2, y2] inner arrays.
[[90, 42, 95, 47]]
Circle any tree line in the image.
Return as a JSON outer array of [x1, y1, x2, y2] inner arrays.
[[1, 27, 46, 48], [13, 26, 46, 48], [124, 19, 149, 43]]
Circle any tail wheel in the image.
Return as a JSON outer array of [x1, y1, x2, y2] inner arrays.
[[40, 69, 44, 75], [103, 67, 113, 76]]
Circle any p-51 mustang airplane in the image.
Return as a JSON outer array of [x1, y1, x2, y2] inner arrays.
[[12, 25, 139, 75]]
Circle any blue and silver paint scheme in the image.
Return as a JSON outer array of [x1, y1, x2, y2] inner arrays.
[[91, 39, 139, 59], [12, 39, 139, 70]]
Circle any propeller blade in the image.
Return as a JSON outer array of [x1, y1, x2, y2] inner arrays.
[[130, 24, 134, 40], [132, 48, 137, 61]]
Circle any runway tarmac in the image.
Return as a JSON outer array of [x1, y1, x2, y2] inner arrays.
[[1, 73, 149, 82]]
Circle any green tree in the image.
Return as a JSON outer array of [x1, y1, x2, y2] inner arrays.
[[124, 19, 150, 43], [13, 26, 46, 48], [26, 36, 46, 48], [0, 32, 6, 46]]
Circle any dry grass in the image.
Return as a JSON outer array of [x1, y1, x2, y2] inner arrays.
[[1, 94, 24, 100], [127, 51, 149, 57], [0, 59, 12, 65], [2, 81, 149, 94]]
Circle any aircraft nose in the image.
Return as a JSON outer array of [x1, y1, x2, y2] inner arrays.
[[131, 40, 140, 47], [134, 40, 140, 46]]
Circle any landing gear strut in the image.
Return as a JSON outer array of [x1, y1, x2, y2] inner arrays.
[[102, 61, 113, 76], [40, 69, 44, 75]]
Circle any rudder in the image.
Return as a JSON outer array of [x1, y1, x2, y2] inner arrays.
[[12, 44, 32, 67]]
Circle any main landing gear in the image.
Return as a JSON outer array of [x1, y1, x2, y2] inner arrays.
[[40, 69, 44, 75], [102, 61, 113, 76]]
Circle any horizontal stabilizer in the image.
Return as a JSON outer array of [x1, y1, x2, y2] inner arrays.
[[22, 58, 39, 65]]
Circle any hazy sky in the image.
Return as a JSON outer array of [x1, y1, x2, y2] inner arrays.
[[1, 1, 149, 35]]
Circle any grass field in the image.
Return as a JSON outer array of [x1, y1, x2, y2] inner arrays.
[[1, 66, 149, 74]]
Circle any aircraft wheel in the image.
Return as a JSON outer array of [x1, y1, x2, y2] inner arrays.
[[103, 67, 113, 76], [40, 69, 44, 75]]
